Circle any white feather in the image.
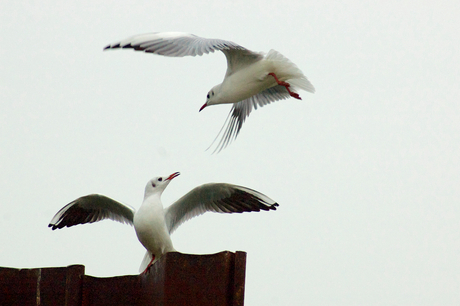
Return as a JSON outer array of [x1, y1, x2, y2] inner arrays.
[[104, 32, 315, 151]]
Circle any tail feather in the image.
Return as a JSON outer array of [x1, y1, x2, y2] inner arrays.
[[265, 49, 315, 93], [288, 78, 315, 93]]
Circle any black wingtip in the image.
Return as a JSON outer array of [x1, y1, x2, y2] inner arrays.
[[48, 223, 63, 230], [103, 43, 124, 51]]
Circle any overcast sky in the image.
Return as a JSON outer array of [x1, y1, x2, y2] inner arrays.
[[1, 1, 459, 305]]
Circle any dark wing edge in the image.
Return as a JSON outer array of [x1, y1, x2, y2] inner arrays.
[[164, 183, 278, 234], [48, 194, 135, 230]]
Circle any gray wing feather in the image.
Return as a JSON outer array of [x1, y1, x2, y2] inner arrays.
[[104, 32, 246, 57], [164, 183, 279, 234], [209, 85, 292, 153], [222, 49, 264, 76], [104, 32, 263, 74], [48, 194, 135, 230]]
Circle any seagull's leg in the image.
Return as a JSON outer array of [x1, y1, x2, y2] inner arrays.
[[268, 72, 290, 87], [141, 254, 156, 274], [268, 72, 302, 100]]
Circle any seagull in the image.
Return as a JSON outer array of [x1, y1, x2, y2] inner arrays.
[[48, 172, 279, 273], [103, 32, 315, 152]]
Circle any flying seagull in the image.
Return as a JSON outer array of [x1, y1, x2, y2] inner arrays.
[[104, 32, 315, 152], [49, 172, 279, 273]]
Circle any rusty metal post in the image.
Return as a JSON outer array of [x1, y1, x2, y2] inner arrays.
[[146, 251, 246, 306], [1, 251, 247, 306], [0, 264, 84, 306]]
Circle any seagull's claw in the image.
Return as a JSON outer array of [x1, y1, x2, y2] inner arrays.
[[289, 92, 301, 100]]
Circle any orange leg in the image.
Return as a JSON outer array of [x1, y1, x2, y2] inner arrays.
[[268, 72, 301, 100]]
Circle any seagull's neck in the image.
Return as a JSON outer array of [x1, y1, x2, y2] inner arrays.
[[139, 193, 164, 213]]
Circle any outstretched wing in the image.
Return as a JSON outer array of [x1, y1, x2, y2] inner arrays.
[[49, 194, 135, 230], [164, 183, 279, 234], [104, 32, 263, 75], [104, 32, 248, 57]]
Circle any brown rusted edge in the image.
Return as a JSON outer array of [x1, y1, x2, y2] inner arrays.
[[233, 251, 247, 306], [65, 265, 85, 306]]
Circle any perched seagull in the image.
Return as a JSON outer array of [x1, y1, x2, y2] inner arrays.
[[49, 172, 279, 273], [104, 32, 315, 152]]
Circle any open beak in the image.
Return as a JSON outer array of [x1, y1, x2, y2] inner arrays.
[[166, 172, 180, 181], [199, 103, 207, 112]]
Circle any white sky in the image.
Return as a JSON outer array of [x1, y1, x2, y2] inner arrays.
[[1, 1, 459, 305]]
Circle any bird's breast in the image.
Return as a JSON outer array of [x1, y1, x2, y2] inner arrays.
[[133, 203, 174, 256]]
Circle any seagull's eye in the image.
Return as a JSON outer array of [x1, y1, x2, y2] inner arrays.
[[207, 93, 210, 99], [158, 178, 163, 182], [151, 183, 156, 187]]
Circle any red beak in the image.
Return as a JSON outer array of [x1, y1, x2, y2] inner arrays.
[[166, 172, 180, 180], [199, 103, 207, 112]]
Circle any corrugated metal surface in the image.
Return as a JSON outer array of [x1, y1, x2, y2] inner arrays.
[[0, 251, 246, 306]]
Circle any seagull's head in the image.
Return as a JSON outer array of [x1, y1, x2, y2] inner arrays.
[[144, 172, 180, 197], [200, 85, 221, 112]]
